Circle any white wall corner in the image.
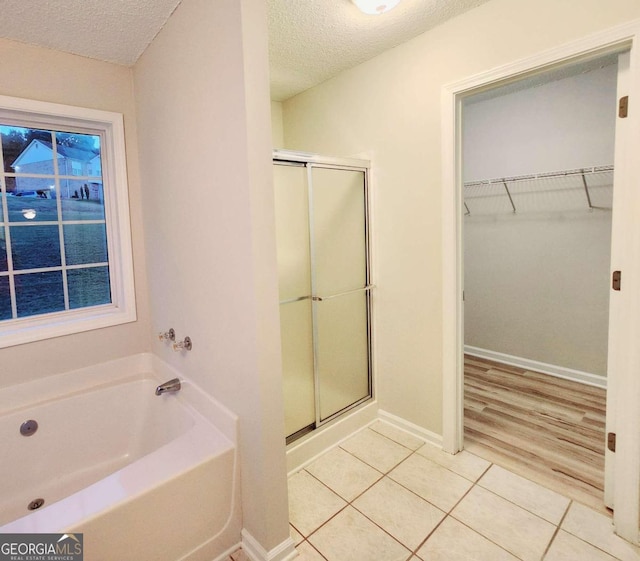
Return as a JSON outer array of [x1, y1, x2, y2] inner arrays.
[[241, 530, 297, 561], [377, 410, 443, 448]]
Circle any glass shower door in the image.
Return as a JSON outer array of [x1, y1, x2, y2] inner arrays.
[[273, 163, 316, 439], [311, 167, 371, 421], [274, 154, 372, 443]]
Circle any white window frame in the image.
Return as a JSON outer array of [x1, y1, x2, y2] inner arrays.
[[0, 95, 136, 347]]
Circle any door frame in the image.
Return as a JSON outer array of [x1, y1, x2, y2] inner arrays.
[[441, 20, 640, 543]]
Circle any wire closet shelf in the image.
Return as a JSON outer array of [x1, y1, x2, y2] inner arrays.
[[463, 165, 614, 216]]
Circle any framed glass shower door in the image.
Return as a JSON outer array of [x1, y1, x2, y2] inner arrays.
[[274, 152, 373, 443], [274, 163, 316, 439]]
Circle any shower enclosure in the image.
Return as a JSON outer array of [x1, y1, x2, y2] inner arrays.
[[273, 150, 373, 444]]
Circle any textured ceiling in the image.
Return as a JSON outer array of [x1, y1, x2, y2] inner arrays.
[[0, 0, 493, 102], [0, 0, 182, 66], [268, 0, 492, 101]]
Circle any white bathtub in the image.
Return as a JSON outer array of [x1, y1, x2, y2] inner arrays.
[[0, 353, 241, 561]]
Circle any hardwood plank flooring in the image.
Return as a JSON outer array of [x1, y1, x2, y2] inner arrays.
[[463, 354, 608, 514]]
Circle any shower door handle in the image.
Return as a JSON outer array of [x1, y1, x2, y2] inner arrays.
[[280, 285, 374, 304], [311, 285, 375, 302]]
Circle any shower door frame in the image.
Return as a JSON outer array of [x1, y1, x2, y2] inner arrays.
[[273, 149, 374, 444]]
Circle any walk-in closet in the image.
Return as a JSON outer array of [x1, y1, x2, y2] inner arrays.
[[461, 54, 618, 509]]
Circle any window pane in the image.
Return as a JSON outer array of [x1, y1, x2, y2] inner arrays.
[[55, 132, 101, 177], [0, 228, 7, 272], [64, 224, 108, 265], [7, 179, 59, 222], [1, 127, 54, 175], [0, 276, 11, 320], [11, 226, 61, 270], [60, 181, 105, 220], [67, 266, 111, 309], [15, 271, 65, 317]]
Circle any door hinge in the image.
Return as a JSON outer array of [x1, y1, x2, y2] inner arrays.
[[619, 96, 629, 118], [607, 432, 616, 453], [612, 270, 622, 291]]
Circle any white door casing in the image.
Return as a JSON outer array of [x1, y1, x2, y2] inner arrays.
[[603, 50, 630, 512], [442, 20, 640, 544]]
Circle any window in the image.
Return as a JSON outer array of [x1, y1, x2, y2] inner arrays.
[[0, 95, 136, 347]]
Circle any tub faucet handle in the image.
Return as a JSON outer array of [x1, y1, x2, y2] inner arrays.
[[173, 336, 193, 352], [158, 328, 175, 342]]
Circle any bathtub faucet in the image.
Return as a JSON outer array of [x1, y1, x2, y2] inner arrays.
[[155, 378, 181, 396]]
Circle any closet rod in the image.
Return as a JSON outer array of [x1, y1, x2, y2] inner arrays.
[[464, 164, 613, 188]]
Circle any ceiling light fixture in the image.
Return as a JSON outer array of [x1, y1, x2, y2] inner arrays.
[[351, 0, 401, 15]]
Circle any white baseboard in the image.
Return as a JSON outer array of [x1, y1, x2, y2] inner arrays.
[[465, 345, 607, 389], [241, 530, 297, 561], [377, 410, 443, 447]]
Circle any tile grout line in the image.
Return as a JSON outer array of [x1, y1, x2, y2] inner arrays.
[[341, 423, 501, 488], [298, 431, 506, 558], [292, 432, 425, 553], [303, 468, 414, 557], [302, 464, 384, 504], [296, 469, 351, 542], [541, 500, 572, 560], [302, 440, 437, 559], [432, 458, 571, 561], [451, 469, 573, 559], [474, 466, 577, 527], [406, 461, 494, 559], [367, 423, 426, 452], [439, 460, 548, 561], [299, 538, 329, 561], [551, 506, 634, 561], [291, 424, 606, 561], [345, 443, 450, 505]]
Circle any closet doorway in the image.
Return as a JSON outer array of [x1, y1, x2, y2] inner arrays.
[[443, 23, 640, 543], [460, 55, 617, 511], [273, 150, 373, 444]]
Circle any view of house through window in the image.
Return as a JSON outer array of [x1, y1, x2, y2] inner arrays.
[[0, 125, 111, 321]]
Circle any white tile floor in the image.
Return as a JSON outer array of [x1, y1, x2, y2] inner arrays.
[[229, 421, 640, 561]]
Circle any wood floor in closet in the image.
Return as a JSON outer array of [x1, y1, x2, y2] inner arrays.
[[464, 354, 608, 514]]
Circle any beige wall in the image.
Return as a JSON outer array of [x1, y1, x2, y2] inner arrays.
[[465, 212, 612, 375], [0, 38, 151, 388], [271, 100, 284, 148], [282, 0, 640, 435], [134, 0, 290, 551]]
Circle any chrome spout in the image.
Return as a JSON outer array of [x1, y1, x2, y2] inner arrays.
[[155, 378, 181, 396]]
